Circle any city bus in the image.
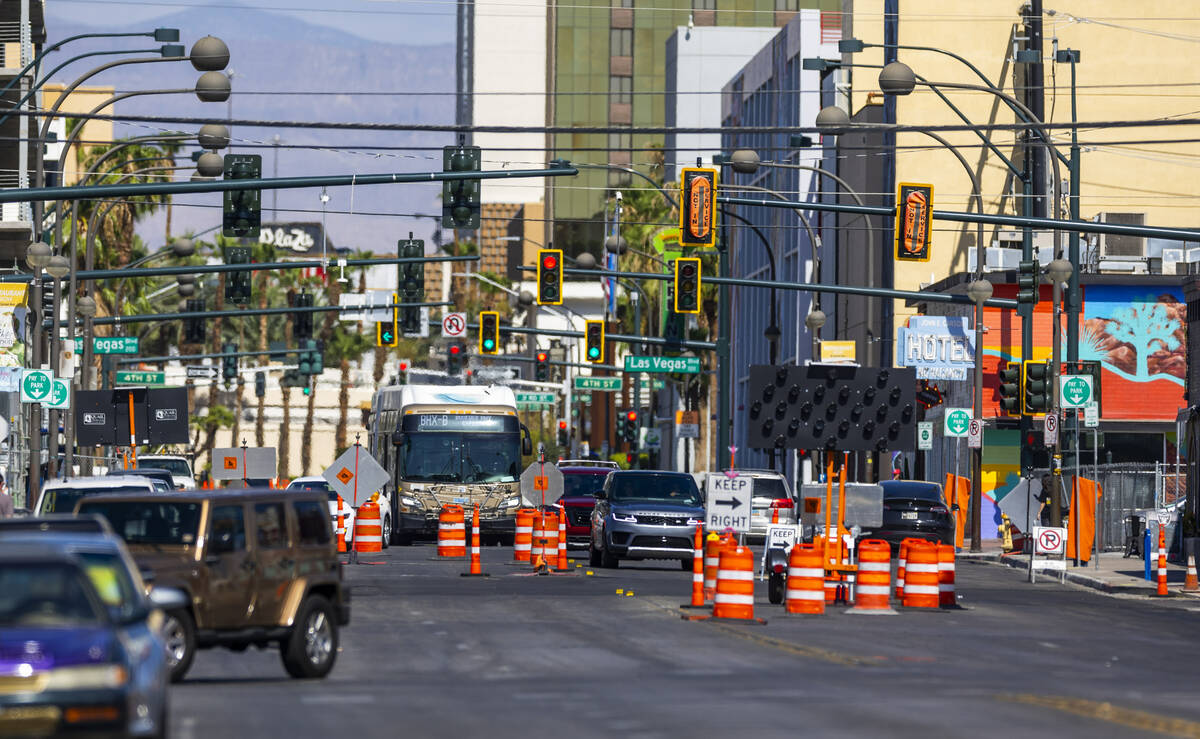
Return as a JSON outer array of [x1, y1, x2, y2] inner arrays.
[[368, 384, 532, 544]]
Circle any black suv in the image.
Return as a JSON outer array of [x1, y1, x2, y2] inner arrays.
[[589, 471, 704, 570]]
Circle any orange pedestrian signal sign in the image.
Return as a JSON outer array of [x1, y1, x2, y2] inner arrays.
[[679, 167, 717, 246], [223, 456, 238, 470], [894, 182, 933, 262]]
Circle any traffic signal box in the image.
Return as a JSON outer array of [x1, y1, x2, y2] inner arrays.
[[534, 351, 549, 381], [998, 362, 1022, 416], [1017, 258, 1042, 309], [1022, 359, 1050, 416], [537, 249, 563, 305], [293, 292, 313, 341], [254, 371, 266, 398], [222, 343, 237, 382], [557, 420, 568, 447], [478, 311, 500, 355], [894, 182, 932, 262], [183, 299, 206, 343], [222, 154, 262, 238], [224, 246, 252, 305], [442, 146, 481, 229], [673, 257, 700, 314], [397, 238, 424, 335], [584, 320, 605, 363], [447, 343, 464, 376], [621, 410, 639, 443]]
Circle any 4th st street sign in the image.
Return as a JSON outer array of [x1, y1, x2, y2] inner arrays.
[[1060, 374, 1094, 409]]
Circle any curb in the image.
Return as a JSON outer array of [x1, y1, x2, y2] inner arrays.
[[971, 552, 1161, 595]]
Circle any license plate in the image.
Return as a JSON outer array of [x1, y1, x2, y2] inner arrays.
[[901, 512, 918, 520], [454, 497, 469, 504]]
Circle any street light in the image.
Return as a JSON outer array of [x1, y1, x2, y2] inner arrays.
[[965, 278, 993, 550], [878, 61, 916, 95], [196, 152, 224, 178], [76, 296, 96, 318], [26, 241, 51, 270], [604, 234, 627, 255], [1046, 259, 1073, 528], [45, 256, 70, 280]]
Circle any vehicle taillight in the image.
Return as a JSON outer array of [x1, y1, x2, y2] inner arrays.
[[773, 563, 785, 574], [770, 499, 794, 509], [931, 505, 949, 516]]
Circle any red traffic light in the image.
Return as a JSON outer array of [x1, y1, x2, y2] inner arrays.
[[536, 352, 548, 362], [558, 421, 567, 430], [399, 361, 409, 370], [449, 345, 461, 355], [1025, 432, 1036, 446], [626, 411, 637, 421], [541, 254, 557, 269]]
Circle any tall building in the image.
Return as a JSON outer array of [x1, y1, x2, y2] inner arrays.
[[548, 0, 840, 254], [0, 0, 44, 259]]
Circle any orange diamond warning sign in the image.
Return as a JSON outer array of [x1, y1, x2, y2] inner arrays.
[[336, 467, 354, 485], [223, 456, 238, 470], [322, 445, 390, 507], [534, 475, 548, 491]]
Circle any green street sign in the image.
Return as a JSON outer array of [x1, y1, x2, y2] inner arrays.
[[20, 369, 53, 403], [943, 407, 971, 438], [623, 355, 700, 374], [575, 393, 592, 404], [1060, 374, 1094, 409], [93, 337, 139, 355], [115, 371, 166, 387], [574, 377, 622, 392], [515, 391, 556, 406], [651, 379, 665, 390], [46, 378, 71, 409]]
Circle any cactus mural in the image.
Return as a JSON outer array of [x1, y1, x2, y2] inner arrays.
[[1104, 300, 1182, 379]]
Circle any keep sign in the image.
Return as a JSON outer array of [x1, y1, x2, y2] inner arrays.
[[705, 475, 751, 533]]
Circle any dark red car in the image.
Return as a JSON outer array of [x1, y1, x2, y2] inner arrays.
[[558, 461, 618, 548]]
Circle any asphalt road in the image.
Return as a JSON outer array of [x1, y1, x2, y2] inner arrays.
[[170, 544, 1200, 738]]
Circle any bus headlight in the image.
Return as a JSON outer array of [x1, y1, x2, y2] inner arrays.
[[400, 496, 421, 512], [502, 497, 520, 509]]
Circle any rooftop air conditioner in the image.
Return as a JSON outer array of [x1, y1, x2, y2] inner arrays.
[[1096, 212, 1146, 260], [1162, 248, 1185, 276]]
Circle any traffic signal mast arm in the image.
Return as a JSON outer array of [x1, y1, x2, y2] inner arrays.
[[86, 299, 453, 328]]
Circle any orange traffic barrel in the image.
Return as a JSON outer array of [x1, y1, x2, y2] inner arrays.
[[468, 505, 483, 575], [851, 539, 894, 613], [785, 544, 825, 615], [555, 507, 569, 572], [937, 543, 957, 608], [335, 495, 347, 553], [437, 504, 467, 557], [353, 502, 383, 555], [896, 538, 915, 599], [538, 511, 560, 568], [713, 545, 756, 620], [703, 535, 722, 599], [689, 526, 704, 607], [513, 508, 536, 562], [901, 541, 940, 608]]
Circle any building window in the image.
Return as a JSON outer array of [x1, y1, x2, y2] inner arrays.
[[609, 75, 632, 104], [693, 0, 716, 10], [610, 28, 632, 58], [774, 0, 797, 9], [620, 0, 633, 6]]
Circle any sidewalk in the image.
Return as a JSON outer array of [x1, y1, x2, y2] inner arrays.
[[959, 543, 1200, 597]]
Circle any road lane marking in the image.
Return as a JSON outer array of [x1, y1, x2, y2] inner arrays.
[[998, 694, 1200, 738]]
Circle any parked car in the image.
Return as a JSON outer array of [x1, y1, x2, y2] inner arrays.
[[286, 476, 359, 548], [0, 539, 186, 739], [108, 467, 177, 493], [723, 469, 798, 539], [35, 476, 158, 517], [857, 480, 955, 548], [558, 464, 614, 548], [77, 488, 350, 681], [136, 455, 196, 490], [589, 470, 705, 570], [0, 513, 115, 536]]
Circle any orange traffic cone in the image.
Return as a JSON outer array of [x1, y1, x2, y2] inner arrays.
[[461, 505, 488, 577], [555, 507, 569, 572], [335, 495, 347, 554], [689, 525, 704, 608], [1184, 552, 1199, 593]]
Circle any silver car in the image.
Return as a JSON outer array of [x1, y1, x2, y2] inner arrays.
[[588, 471, 705, 570], [729, 469, 798, 539]]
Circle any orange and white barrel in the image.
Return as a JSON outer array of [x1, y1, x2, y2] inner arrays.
[[539, 511, 560, 564], [785, 544, 825, 615], [901, 541, 940, 608], [437, 504, 467, 557], [514, 508, 535, 562], [556, 508, 568, 571], [703, 535, 724, 599], [851, 539, 892, 613], [937, 543, 957, 608], [713, 545, 756, 620], [353, 502, 382, 554]]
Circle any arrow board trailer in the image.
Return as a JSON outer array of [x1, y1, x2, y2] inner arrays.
[[366, 384, 533, 544], [705, 475, 752, 533]]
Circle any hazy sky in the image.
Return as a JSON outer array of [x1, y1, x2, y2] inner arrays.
[[45, 0, 456, 47]]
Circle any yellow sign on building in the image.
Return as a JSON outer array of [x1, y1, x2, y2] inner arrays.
[[820, 340, 857, 364], [0, 284, 28, 307]]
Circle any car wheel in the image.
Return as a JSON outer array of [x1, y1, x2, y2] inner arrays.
[[768, 572, 785, 605], [162, 609, 196, 683], [281, 596, 339, 679], [588, 539, 602, 567], [381, 516, 391, 549], [600, 538, 619, 569]]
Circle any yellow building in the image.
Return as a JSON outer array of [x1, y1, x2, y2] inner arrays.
[[40, 84, 115, 186]]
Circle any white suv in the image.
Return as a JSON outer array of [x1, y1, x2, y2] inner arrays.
[[138, 454, 196, 490], [725, 469, 798, 539], [286, 476, 393, 548], [36, 476, 157, 516]]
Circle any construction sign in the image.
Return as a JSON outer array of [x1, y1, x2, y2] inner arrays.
[[679, 167, 717, 246], [211, 447, 278, 481], [894, 182, 933, 262], [520, 461, 563, 507], [323, 445, 390, 507]]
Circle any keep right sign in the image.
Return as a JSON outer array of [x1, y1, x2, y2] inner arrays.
[[705, 475, 751, 533]]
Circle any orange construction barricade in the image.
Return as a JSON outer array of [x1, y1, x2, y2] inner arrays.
[[713, 545, 756, 620], [463, 505, 484, 576], [353, 502, 383, 556], [689, 526, 705, 607], [937, 543, 958, 608], [555, 508, 569, 572], [785, 544, 825, 615], [702, 534, 725, 600], [850, 539, 895, 614], [901, 541, 940, 608], [335, 495, 348, 553], [514, 508, 535, 562], [437, 505, 467, 557]]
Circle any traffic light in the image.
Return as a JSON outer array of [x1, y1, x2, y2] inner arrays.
[[222, 342, 237, 382], [254, 371, 266, 398], [447, 343, 463, 376], [377, 319, 398, 347], [1017, 258, 1041, 308], [282, 369, 302, 389], [673, 257, 701, 314], [998, 362, 1022, 416], [183, 299, 206, 343], [1022, 359, 1050, 415], [297, 339, 323, 377], [397, 238, 424, 335], [398, 359, 410, 385], [442, 145, 481, 229], [915, 381, 943, 409], [294, 292, 313, 340], [1020, 429, 1045, 475], [622, 410, 639, 443], [478, 311, 500, 354], [222, 153, 262, 238], [557, 420, 568, 447], [40, 276, 54, 326], [534, 351, 549, 381], [584, 320, 604, 363], [224, 246, 252, 304], [537, 249, 563, 305]]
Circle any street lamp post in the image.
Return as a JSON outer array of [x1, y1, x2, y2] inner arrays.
[[1046, 258, 1073, 528], [966, 278, 993, 550], [25, 241, 51, 495]]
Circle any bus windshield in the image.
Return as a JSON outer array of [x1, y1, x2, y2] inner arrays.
[[400, 432, 521, 484]]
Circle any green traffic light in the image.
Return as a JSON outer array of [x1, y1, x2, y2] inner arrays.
[[588, 347, 599, 359], [484, 339, 495, 350]]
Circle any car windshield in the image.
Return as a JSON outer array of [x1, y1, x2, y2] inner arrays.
[[562, 473, 607, 498], [0, 562, 103, 627], [608, 474, 703, 506], [142, 459, 191, 477], [401, 432, 521, 483], [77, 552, 141, 622], [882, 481, 943, 502], [40, 486, 152, 515], [289, 480, 332, 493], [76, 501, 203, 546], [752, 477, 790, 500]]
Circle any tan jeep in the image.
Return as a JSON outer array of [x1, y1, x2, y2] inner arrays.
[[77, 489, 351, 681]]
